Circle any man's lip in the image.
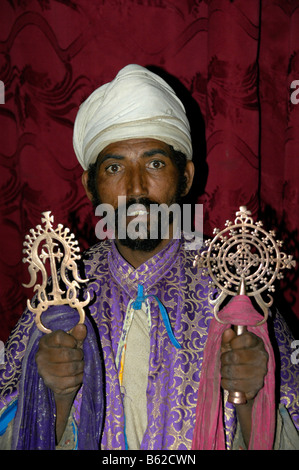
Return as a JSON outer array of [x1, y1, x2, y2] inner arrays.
[[127, 210, 148, 217], [127, 204, 149, 217]]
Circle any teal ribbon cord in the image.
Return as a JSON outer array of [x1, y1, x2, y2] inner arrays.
[[132, 284, 181, 350]]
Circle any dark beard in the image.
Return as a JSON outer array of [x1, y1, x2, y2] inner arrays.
[[91, 169, 186, 252], [115, 197, 176, 252]]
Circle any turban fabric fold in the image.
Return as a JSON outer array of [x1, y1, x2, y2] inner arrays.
[[73, 64, 192, 169]]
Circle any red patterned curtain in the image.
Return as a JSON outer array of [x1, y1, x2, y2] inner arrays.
[[0, 0, 298, 341]]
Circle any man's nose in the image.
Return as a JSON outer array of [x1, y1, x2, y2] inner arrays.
[[127, 167, 148, 198]]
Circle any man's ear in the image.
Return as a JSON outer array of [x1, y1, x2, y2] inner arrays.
[[181, 160, 195, 197], [81, 170, 93, 201]]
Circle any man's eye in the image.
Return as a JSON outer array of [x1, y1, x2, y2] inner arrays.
[[148, 160, 165, 169], [106, 164, 121, 173]]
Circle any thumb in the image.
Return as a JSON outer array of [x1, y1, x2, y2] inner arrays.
[[221, 328, 236, 353], [69, 323, 87, 348]]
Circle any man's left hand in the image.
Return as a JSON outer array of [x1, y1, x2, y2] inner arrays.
[[220, 329, 269, 400]]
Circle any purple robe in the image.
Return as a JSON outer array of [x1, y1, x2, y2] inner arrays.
[[0, 306, 104, 449], [0, 236, 298, 449]]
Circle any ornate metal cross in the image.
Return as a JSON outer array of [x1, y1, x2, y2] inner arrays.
[[193, 206, 296, 325], [193, 206, 296, 404], [22, 211, 90, 334]]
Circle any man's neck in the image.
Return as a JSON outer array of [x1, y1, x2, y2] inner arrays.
[[114, 237, 172, 269]]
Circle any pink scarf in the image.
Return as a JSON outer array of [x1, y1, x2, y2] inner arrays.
[[191, 295, 276, 450]]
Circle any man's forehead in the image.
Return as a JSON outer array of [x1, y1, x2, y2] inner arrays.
[[97, 138, 173, 161]]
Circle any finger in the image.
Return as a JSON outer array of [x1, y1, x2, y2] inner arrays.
[[41, 329, 78, 349], [35, 348, 84, 381], [37, 345, 84, 364], [229, 331, 264, 351], [221, 347, 268, 366], [221, 328, 236, 353], [46, 371, 85, 396], [43, 358, 85, 378], [221, 373, 265, 398], [221, 363, 267, 381], [69, 324, 87, 348]]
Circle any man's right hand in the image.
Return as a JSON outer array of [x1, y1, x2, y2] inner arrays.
[[35, 324, 86, 397], [35, 324, 87, 443]]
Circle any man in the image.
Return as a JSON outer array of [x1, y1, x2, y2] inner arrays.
[[0, 65, 298, 450]]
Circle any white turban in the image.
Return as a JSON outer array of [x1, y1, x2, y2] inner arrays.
[[73, 64, 192, 169]]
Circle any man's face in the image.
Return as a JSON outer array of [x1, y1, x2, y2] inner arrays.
[[84, 138, 194, 251]]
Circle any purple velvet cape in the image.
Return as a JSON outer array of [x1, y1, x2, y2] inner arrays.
[[0, 236, 298, 450]]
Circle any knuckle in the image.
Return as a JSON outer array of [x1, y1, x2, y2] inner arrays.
[[221, 378, 240, 392], [67, 373, 83, 391], [59, 348, 74, 362], [68, 357, 85, 374], [220, 377, 229, 390], [261, 349, 269, 362], [70, 360, 84, 375], [220, 350, 230, 365], [221, 364, 233, 380], [243, 332, 255, 348], [230, 350, 240, 364], [51, 329, 67, 346], [255, 350, 268, 368]]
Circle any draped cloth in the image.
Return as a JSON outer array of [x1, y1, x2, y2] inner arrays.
[[192, 295, 276, 450], [10, 306, 104, 450]]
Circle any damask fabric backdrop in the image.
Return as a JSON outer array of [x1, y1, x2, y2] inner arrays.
[[0, 0, 298, 341]]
